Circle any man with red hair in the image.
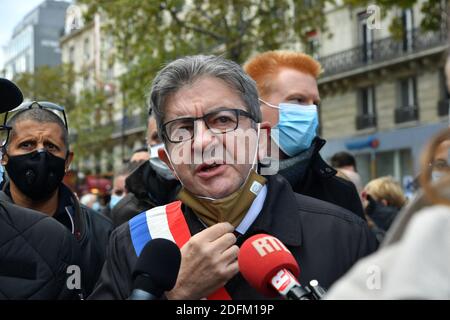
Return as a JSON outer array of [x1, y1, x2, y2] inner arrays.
[[244, 51, 364, 218]]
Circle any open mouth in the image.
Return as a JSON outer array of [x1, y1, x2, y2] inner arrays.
[[197, 162, 221, 173], [195, 162, 226, 178]]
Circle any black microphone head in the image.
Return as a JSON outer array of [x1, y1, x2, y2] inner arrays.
[[132, 238, 181, 297], [0, 78, 23, 113]]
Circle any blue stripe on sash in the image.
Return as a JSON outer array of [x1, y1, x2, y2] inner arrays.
[[129, 211, 152, 257]]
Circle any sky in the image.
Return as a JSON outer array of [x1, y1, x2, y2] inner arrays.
[[0, 0, 71, 69]]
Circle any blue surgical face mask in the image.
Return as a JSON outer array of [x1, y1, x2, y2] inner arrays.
[[431, 170, 448, 182], [260, 99, 319, 157], [0, 163, 4, 186], [92, 201, 101, 212], [149, 143, 175, 180], [109, 194, 124, 209]]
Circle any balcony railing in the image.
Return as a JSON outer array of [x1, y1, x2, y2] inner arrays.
[[355, 114, 377, 130], [319, 26, 448, 77], [438, 98, 450, 117], [395, 105, 419, 124], [112, 114, 147, 135]]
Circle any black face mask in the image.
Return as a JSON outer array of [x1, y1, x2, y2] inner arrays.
[[5, 149, 66, 201]]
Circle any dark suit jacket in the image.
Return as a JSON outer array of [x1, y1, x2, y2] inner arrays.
[[89, 174, 377, 300]]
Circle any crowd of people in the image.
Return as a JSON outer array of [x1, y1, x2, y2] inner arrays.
[[0, 47, 448, 300]]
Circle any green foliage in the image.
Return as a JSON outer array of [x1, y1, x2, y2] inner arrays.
[[12, 64, 113, 157], [78, 0, 335, 111], [68, 87, 114, 158], [13, 64, 76, 110]]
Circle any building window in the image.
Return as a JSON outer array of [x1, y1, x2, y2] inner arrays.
[[84, 38, 90, 60], [69, 46, 75, 64], [83, 74, 89, 90], [395, 77, 418, 123], [305, 30, 320, 60], [438, 69, 450, 116], [303, 0, 316, 8], [358, 11, 374, 62], [401, 8, 414, 52], [356, 86, 377, 130]]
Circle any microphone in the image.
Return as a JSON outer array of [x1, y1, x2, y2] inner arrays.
[[238, 234, 317, 300], [128, 238, 181, 300], [0, 78, 23, 113]]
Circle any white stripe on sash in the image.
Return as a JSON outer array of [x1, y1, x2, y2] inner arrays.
[[145, 205, 175, 242]]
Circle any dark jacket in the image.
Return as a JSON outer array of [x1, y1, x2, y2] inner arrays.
[[0, 183, 113, 297], [89, 174, 377, 300], [278, 137, 365, 220], [365, 195, 401, 243], [0, 200, 82, 299], [109, 161, 181, 227]]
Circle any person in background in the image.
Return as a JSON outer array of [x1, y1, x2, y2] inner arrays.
[[110, 170, 127, 209], [361, 176, 407, 242], [0, 102, 113, 297], [326, 127, 450, 299], [243, 51, 364, 219], [102, 165, 131, 219], [109, 114, 180, 227], [430, 138, 450, 182], [129, 146, 150, 163], [330, 151, 363, 194], [406, 137, 450, 196], [0, 78, 82, 300], [80, 192, 98, 210]]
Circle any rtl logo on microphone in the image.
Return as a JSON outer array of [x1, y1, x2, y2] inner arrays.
[[251, 235, 291, 257], [271, 269, 299, 296]]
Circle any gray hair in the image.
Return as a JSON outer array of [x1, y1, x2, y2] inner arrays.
[[6, 108, 69, 151], [148, 55, 261, 141]]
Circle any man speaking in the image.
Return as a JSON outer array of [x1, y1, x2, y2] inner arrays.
[[89, 55, 377, 300]]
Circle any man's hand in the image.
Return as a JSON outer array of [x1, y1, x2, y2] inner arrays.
[[166, 222, 239, 300]]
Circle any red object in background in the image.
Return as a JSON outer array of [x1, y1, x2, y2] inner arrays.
[[306, 30, 318, 38], [84, 175, 112, 195], [370, 138, 380, 149], [63, 171, 112, 197]]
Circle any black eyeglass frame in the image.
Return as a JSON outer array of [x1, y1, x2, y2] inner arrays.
[[0, 125, 12, 148], [3, 101, 68, 129], [162, 108, 256, 144]]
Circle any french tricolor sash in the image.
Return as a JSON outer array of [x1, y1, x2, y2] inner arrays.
[[129, 200, 232, 300]]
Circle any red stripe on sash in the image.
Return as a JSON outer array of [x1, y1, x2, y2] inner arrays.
[[166, 201, 191, 248], [165, 201, 232, 300], [207, 287, 232, 300]]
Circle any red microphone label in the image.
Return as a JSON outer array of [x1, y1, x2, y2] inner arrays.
[[251, 235, 291, 257]]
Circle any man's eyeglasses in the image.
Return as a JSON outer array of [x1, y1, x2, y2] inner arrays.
[[162, 108, 256, 144], [0, 125, 11, 148], [0, 101, 68, 147]]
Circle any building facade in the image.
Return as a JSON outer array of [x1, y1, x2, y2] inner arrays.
[[3, 0, 69, 79], [314, 1, 448, 189], [60, 4, 147, 176], [62, 0, 448, 188]]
